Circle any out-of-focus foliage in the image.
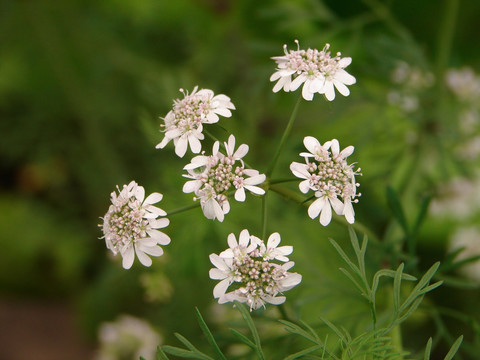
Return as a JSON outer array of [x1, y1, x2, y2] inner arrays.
[[1, 0, 480, 359]]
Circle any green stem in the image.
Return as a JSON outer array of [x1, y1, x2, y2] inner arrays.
[[434, 0, 459, 81], [266, 95, 302, 177], [166, 202, 200, 216], [261, 191, 268, 240]]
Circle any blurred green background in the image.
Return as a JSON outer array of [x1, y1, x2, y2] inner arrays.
[[1, 0, 480, 359]]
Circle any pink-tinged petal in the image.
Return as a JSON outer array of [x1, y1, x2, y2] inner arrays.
[[213, 278, 231, 298], [333, 80, 350, 96], [267, 232, 281, 248], [243, 168, 259, 177], [147, 230, 171, 245], [303, 136, 321, 155], [213, 200, 225, 222], [212, 141, 220, 155], [329, 197, 344, 215], [144, 192, 163, 205], [122, 246, 135, 269], [235, 187, 246, 202], [244, 185, 265, 195], [175, 137, 188, 157], [188, 135, 202, 154], [227, 233, 238, 249], [319, 201, 332, 226], [165, 128, 182, 139], [213, 107, 232, 117], [276, 245, 293, 257], [339, 145, 354, 158], [150, 217, 169, 229], [308, 197, 325, 219], [343, 200, 355, 224], [135, 248, 152, 267], [239, 229, 250, 247], [221, 200, 230, 214], [209, 268, 228, 280], [336, 69, 356, 85], [282, 261, 295, 271], [234, 144, 249, 159], [290, 74, 307, 91], [299, 180, 311, 194], [299, 152, 315, 158], [226, 135, 236, 155], [301, 82, 314, 101], [138, 238, 157, 247]]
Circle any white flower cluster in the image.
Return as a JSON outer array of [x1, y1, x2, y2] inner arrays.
[[209, 229, 302, 311], [96, 315, 161, 360], [156, 86, 235, 157], [270, 40, 356, 101], [101, 181, 170, 269], [183, 135, 266, 221], [290, 137, 361, 226]]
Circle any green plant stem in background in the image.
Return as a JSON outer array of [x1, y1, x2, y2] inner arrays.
[[166, 203, 201, 217], [435, 0, 459, 83], [261, 191, 268, 240], [266, 95, 302, 178]]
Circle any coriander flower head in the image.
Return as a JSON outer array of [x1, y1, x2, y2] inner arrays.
[[183, 134, 266, 222], [100, 181, 170, 269], [290, 136, 361, 226], [209, 229, 301, 311], [156, 86, 235, 157], [270, 40, 356, 101]]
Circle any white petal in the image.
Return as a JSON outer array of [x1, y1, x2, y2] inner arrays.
[[175, 137, 188, 157], [329, 197, 344, 215], [239, 229, 250, 247], [264, 295, 286, 305], [144, 192, 163, 205], [135, 248, 152, 267], [280, 273, 302, 288], [303, 136, 321, 155], [267, 232, 281, 248], [140, 245, 164, 257], [150, 217, 169, 229], [234, 144, 249, 159], [320, 201, 332, 226], [330, 139, 340, 155], [235, 187, 246, 202], [299, 180, 311, 194], [188, 135, 202, 154], [210, 253, 230, 271], [289, 74, 307, 91], [134, 185, 145, 203], [339, 145, 354, 158], [244, 174, 266, 186], [213, 278, 232, 298], [244, 185, 265, 195], [333, 80, 350, 97], [122, 246, 135, 269], [209, 268, 228, 280], [308, 197, 325, 219], [301, 82, 314, 101], [147, 230, 171, 245], [213, 107, 232, 118], [183, 180, 201, 193], [338, 57, 352, 68], [336, 69, 356, 85], [227, 233, 238, 249], [343, 200, 355, 224], [322, 81, 335, 101]]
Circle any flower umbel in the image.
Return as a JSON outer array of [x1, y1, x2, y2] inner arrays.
[[156, 86, 235, 157], [270, 40, 356, 101], [100, 181, 170, 269], [290, 137, 361, 226], [209, 229, 301, 311], [183, 134, 266, 221]]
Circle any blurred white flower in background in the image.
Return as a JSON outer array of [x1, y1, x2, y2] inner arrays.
[[156, 86, 235, 157], [96, 315, 161, 360], [448, 226, 480, 283], [446, 67, 480, 103], [270, 40, 356, 101], [101, 181, 170, 269]]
